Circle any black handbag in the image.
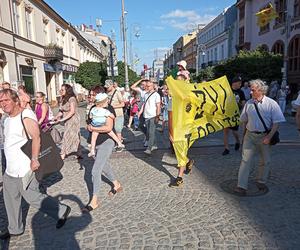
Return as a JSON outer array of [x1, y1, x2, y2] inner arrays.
[[253, 103, 280, 145], [20, 112, 64, 181]]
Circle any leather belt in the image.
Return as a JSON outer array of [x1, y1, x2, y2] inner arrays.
[[250, 131, 266, 134]]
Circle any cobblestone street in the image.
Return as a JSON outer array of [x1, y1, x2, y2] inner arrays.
[[1, 107, 300, 249]]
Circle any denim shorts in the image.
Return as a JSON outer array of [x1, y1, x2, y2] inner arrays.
[[115, 116, 124, 133]]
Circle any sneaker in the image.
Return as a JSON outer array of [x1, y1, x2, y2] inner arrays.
[[185, 159, 194, 175], [234, 143, 240, 151], [169, 177, 183, 187], [144, 148, 152, 155], [151, 145, 158, 151], [222, 148, 230, 155], [144, 141, 148, 147]]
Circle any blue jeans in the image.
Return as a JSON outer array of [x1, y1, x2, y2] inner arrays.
[[133, 114, 139, 129]]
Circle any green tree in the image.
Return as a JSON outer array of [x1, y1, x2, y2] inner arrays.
[[213, 46, 283, 83], [113, 61, 140, 86], [75, 61, 107, 89]]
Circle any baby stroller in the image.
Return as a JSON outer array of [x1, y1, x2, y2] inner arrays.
[[42, 121, 62, 145]]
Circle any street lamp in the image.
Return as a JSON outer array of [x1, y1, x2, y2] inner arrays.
[[121, 0, 129, 89], [129, 23, 141, 71], [196, 41, 206, 76], [282, 0, 291, 88]]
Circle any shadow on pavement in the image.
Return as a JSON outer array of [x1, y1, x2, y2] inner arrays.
[[124, 128, 177, 183], [31, 194, 92, 250]]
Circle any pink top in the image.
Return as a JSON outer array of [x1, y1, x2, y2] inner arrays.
[[35, 103, 49, 129]]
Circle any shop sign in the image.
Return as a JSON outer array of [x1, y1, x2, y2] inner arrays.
[[62, 63, 78, 73], [43, 63, 56, 72], [44, 63, 62, 72]]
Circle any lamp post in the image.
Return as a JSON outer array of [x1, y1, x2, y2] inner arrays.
[[282, 0, 291, 88], [129, 23, 140, 71], [196, 42, 206, 76], [121, 0, 129, 89]]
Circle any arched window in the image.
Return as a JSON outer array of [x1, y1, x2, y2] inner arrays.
[[272, 40, 284, 55], [260, 44, 269, 51], [288, 35, 300, 72]]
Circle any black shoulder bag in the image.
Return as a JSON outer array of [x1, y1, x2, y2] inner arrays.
[[21, 112, 64, 181], [109, 90, 117, 105], [253, 103, 280, 145]]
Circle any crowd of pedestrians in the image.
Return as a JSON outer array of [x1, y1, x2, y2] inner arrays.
[[0, 59, 299, 239]]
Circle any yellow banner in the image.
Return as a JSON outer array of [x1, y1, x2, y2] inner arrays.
[[256, 4, 278, 27], [166, 75, 240, 166]]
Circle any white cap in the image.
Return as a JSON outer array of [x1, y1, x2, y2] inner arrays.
[[95, 93, 108, 102]]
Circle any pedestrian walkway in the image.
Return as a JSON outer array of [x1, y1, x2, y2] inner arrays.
[[1, 106, 299, 249]]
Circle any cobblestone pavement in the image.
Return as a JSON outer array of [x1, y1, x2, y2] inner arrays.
[[0, 106, 300, 249]]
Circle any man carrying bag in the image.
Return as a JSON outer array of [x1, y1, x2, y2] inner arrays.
[[0, 89, 70, 240]]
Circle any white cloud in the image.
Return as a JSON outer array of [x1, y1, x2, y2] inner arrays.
[[160, 9, 215, 31]]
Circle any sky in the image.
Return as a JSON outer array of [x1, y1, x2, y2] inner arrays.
[[45, 0, 236, 73]]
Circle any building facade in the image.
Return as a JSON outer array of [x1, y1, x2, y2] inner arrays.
[[152, 59, 164, 82], [183, 37, 197, 70], [0, 0, 103, 104], [197, 5, 238, 70], [163, 32, 196, 72], [236, 0, 300, 92]]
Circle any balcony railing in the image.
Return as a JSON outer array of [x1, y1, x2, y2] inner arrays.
[[44, 45, 63, 62]]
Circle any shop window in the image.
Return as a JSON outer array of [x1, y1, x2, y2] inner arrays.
[[288, 36, 300, 72], [20, 66, 35, 95], [275, 0, 287, 25]]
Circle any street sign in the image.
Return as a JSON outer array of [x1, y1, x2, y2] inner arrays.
[[107, 66, 118, 76]]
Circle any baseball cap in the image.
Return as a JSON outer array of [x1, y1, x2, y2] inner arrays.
[[104, 79, 113, 88], [232, 76, 242, 83], [95, 93, 108, 102]]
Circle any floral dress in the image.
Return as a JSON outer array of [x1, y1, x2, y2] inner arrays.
[[60, 97, 81, 156]]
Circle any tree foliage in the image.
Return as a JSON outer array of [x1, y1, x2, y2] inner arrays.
[[114, 61, 140, 87], [75, 61, 140, 89], [75, 61, 107, 89], [196, 46, 283, 84]]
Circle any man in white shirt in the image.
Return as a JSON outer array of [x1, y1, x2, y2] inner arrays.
[[130, 78, 147, 103], [234, 79, 285, 195], [0, 89, 71, 240], [143, 80, 161, 155]]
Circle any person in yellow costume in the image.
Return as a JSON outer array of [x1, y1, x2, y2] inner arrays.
[[168, 72, 194, 188]]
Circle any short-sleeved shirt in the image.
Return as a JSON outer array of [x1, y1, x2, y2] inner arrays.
[[143, 91, 161, 119], [4, 109, 37, 178], [108, 90, 124, 117], [90, 107, 111, 127], [240, 95, 285, 132]]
